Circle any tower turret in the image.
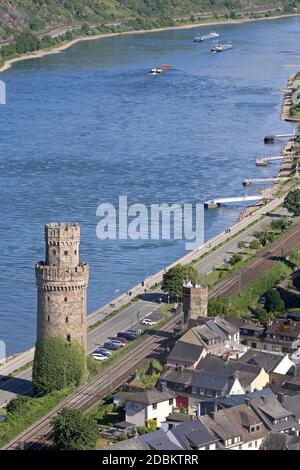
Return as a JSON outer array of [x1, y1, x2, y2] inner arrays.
[[35, 222, 89, 350], [183, 281, 208, 327]]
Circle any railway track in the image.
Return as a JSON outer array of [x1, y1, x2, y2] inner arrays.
[[3, 315, 180, 450], [210, 223, 300, 299], [4, 223, 300, 450]]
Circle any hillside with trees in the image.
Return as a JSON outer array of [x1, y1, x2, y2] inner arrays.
[[0, 0, 298, 63]]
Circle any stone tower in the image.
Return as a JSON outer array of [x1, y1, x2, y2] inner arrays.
[[183, 281, 208, 326], [35, 223, 89, 350]]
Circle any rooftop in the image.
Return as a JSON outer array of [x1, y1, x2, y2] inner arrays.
[[116, 388, 176, 406], [139, 429, 182, 451], [192, 370, 236, 393], [226, 317, 264, 332], [167, 341, 204, 365], [196, 354, 263, 388], [265, 319, 300, 339], [159, 367, 195, 386], [237, 349, 285, 372], [169, 420, 218, 449]]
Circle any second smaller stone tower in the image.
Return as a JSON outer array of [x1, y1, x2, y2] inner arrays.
[[183, 281, 208, 327]]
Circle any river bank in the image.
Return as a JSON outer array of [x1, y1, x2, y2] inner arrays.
[[238, 71, 300, 222], [1, 12, 300, 73]]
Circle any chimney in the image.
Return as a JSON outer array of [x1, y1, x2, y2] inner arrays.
[[158, 381, 168, 393], [277, 393, 285, 405], [245, 397, 250, 407], [210, 402, 218, 420]]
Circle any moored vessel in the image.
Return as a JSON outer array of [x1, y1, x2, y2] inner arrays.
[[194, 31, 219, 42]]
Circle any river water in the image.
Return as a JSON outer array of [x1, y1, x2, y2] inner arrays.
[[0, 17, 299, 355]]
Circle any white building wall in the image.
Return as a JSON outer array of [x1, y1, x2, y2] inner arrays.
[[145, 399, 175, 427], [229, 378, 245, 395], [273, 355, 294, 375], [125, 401, 146, 426]]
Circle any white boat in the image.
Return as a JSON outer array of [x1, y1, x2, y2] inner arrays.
[[194, 31, 219, 42], [211, 42, 233, 53]]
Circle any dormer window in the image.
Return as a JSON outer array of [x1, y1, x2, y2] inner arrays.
[[250, 424, 260, 433]]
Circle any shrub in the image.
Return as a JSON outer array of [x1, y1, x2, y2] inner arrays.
[[249, 239, 261, 250], [32, 336, 86, 396], [137, 425, 149, 435], [145, 419, 157, 431], [228, 253, 243, 266], [6, 396, 32, 416]]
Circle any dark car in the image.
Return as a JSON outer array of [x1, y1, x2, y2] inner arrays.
[[103, 341, 123, 350], [117, 331, 137, 341], [108, 336, 127, 344]]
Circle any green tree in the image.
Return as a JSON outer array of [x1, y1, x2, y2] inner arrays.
[[32, 336, 86, 396], [257, 231, 277, 247], [283, 189, 300, 216], [256, 305, 272, 325], [271, 217, 290, 231], [50, 409, 98, 450], [15, 31, 40, 54], [264, 289, 285, 313], [208, 296, 230, 317], [161, 264, 199, 299]]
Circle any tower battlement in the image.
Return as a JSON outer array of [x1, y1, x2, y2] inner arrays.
[[35, 261, 89, 283], [36, 222, 88, 350], [45, 222, 80, 241], [45, 222, 81, 270]]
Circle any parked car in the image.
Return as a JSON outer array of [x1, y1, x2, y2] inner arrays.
[[103, 341, 123, 350], [94, 347, 111, 356], [108, 336, 127, 344], [92, 353, 108, 361], [141, 318, 157, 326], [117, 331, 137, 341]]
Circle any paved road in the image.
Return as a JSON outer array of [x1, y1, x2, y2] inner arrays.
[[0, 201, 292, 407]]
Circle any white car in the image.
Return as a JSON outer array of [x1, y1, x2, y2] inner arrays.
[[92, 353, 108, 361], [141, 318, 157, 326]]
